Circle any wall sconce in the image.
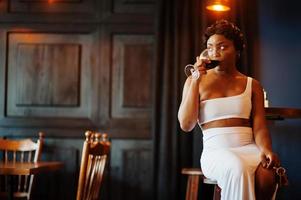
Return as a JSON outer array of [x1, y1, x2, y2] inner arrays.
[[206, 0, 231, 12]]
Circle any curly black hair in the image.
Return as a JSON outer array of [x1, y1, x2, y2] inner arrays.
[[203, 20, 245, 53]]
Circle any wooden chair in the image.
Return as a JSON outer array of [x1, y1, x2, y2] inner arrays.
[[0, 132, 44, 200], [182, 168, 221, 200], [76, 131, 111, 200]]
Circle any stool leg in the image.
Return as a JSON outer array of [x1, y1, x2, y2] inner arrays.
[[186, 175, 199, 200], [212, 185, 221, 200]]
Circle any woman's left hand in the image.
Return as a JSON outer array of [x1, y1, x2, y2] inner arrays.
[[260, 150, 280, 169]]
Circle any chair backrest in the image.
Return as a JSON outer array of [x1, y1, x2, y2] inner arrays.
[[76, 131, 111, 200], [0, 132, 44, 199]]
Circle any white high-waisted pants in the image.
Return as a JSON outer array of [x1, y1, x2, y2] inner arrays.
[[200, 127, 261, 200]]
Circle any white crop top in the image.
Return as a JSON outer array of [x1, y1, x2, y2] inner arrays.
[[198, 77, 252, 125]]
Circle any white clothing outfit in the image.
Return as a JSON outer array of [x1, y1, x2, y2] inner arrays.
[[198, 77, 275, 200], [201, 127, 261, 200], [199, 77, 252, 125]]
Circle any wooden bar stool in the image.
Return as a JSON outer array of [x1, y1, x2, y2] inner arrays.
[[182, 168, 220, 200]]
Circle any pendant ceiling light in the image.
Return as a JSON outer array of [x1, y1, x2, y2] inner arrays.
[[206, 0, 231, 12]]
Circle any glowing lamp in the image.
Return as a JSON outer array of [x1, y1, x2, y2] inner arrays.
[[206, 0, 231, 12]]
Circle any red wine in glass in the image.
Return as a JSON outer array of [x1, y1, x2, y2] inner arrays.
[[200, 50, 220, 69], [206, 60, 220, 69]]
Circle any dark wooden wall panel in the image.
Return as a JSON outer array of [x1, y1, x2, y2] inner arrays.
[[112, 34, 153, 119], [123, 44, 152, 107], [97, 24, 154, 138], [15, 43, 80, 106], [109, 140, 153, 200], [7, 32, 93, 118], [122, 149, 152, 199]]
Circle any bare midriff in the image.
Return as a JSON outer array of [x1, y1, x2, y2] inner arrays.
[[201, 118, 251, 130]]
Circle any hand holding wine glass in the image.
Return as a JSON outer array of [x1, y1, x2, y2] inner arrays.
[[184, 49, 220, 80]]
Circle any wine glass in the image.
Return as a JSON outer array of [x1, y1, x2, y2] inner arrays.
[[184, 49, 220, 79], [200, 49, 220, 69]]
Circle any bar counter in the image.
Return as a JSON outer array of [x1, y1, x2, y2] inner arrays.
[[265, 107, 301, 120]]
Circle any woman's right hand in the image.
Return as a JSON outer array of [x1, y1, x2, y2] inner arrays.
[[179, 50, 209, 131]]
